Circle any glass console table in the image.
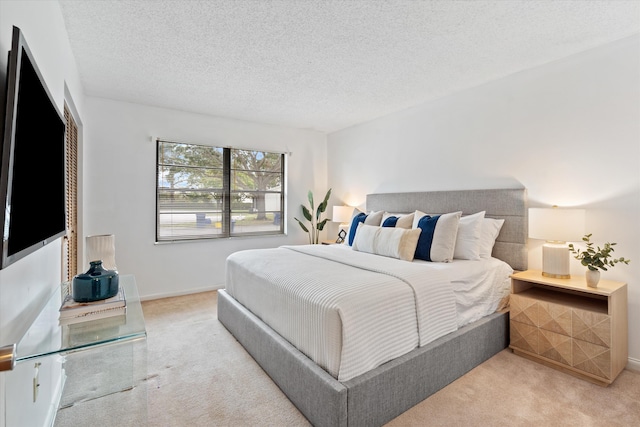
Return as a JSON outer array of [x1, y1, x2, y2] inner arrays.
[[5, 275, 147, 426], [16, 274, 146, 362]]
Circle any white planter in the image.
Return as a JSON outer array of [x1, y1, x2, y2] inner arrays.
[[586, 269, 601, 287]]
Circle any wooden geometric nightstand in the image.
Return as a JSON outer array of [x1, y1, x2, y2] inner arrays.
[[509, 270, 628, 386]]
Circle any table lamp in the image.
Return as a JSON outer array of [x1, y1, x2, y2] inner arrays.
[[86, 234, 117, 270], [529, 207, 585, 278], [332, 206, 354, 244]]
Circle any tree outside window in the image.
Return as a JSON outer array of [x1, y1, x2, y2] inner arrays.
[[156, 140, 284, 241]]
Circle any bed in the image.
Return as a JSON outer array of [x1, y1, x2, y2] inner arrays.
[[218, 188, 528, 427]]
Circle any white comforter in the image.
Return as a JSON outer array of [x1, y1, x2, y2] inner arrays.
[[225, 244, 459, 381]]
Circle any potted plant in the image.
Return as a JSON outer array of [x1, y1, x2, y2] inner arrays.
[[294, 188, 332, 244], [568, 234, 630, 287]]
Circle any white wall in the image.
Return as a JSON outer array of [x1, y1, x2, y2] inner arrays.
[[82, 97, 327, 299], [327, 35, 640, 365], [0, 2, 85, 426]]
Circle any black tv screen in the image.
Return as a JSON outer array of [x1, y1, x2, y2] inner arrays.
[[0, 26, 66, 269]]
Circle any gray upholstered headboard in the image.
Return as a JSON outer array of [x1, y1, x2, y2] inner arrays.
[[366, 188, 528, 271]]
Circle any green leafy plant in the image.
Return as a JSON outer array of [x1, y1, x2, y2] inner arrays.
[[294, 189, 332, 244], [568, 234, 630, 271]]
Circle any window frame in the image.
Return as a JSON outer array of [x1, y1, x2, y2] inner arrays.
[[155, 138, 285, 242]]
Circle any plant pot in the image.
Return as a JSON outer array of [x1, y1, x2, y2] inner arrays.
[[585, 269, 600, 287]]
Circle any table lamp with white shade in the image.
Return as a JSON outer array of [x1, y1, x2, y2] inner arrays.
[[529, 207, 585, 279], [86, 234, 117, 271], [332, 206, 354, 244]]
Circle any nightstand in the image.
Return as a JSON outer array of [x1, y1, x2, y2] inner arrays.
[[509, 270, 627, 386], [321, 240, 338, 245]]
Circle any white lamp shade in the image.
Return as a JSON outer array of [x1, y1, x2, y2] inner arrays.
[[529, 207, 585, 279], [332, 206, 354, 225], [86, 234, 117, 271], [529, 208, 585, 242]]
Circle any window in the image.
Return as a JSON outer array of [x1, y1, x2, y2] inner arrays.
[[156, 139, 285, 242]]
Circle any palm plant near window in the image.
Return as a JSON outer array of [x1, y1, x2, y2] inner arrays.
[[294, 189, 332, 244]]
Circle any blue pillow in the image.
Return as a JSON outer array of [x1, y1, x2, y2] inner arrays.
[[381, 216, 398, 227], [348, 212, 367, 246], [414, 214, 439, 261]]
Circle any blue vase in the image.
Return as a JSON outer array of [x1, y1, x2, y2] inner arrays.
[[72, 260, 119, 302]]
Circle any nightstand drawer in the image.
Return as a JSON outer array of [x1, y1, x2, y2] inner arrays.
[[572, 308, 611, 348], [509, 294, 537, 327], [538, 329, 572, 366], [510, 320, 538, 354], [511, 294, 573, 338], [572, 338, 611, 380], [511, 323, 573, 367], [537, 300, 572, 337]]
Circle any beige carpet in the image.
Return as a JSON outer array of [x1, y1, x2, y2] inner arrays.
[[57, 290, 640, 426]]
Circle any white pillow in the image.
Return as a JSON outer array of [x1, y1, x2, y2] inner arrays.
[[413, 211, 462, 262], [364, 210, 384, 226], [380, 212, 415, 229], [412, 210, 428, 229], [454, 211, 486, 260], [479, 217, 505, 258], [352, 223, 421, 261]]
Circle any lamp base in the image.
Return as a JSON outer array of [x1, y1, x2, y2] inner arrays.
[[336, 229, 347, 244], [541, 242, 571, 279], [541, 271, 571, 279]]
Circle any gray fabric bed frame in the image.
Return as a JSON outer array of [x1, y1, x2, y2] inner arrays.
[[218, 188, 528, 427]]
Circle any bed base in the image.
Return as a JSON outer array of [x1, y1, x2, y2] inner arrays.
[[218, 289, 509, 427]]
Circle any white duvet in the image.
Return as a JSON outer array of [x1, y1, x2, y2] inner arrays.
[[224, 244, 511, 381]]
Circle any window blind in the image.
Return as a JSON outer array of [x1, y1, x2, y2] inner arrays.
[[156, 139, 285, 242]]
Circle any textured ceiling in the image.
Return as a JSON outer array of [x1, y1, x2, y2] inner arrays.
[[58, 0, 640, 133]]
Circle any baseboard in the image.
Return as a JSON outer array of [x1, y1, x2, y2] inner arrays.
[[140, 284, 224, 301], [627, 357, 640, 373]]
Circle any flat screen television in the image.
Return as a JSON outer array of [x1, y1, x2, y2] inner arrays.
[[0, 26, 66, 269]]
